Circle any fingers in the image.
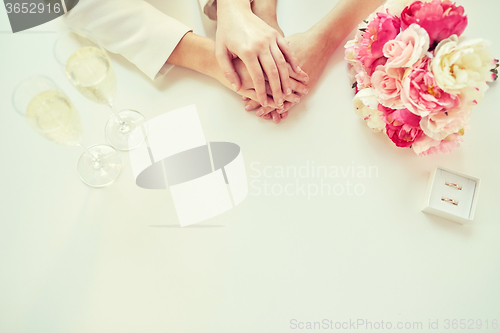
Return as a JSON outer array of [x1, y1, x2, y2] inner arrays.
[[244, 99, 261, 111], [248, 101, 294, 123], [290, 78, 310, 95], [264, 84, 302, 104], [241, 89, 277, 109], [216, 44, 242, 92], [270, 43, 292, 97], [270, 110, 281, 124], [277, 37, 308, 81], [258, 51, 284, 108], [243, 57, 268, 107], [276, 101, 296, 116], [255, 105, 276, 117], [286, 62, 309, 83]]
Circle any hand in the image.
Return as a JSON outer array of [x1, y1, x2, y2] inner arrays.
[[243, 63, 310, 124], [245, 30, 343, 120], [216, 1, 308, 107], [212, 56, 306, 112]]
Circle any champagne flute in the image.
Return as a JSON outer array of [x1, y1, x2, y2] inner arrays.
[[12, 76, 122, 187], [53, 30, 147, 151]]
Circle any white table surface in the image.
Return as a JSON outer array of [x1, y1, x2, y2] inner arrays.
[[1, 1, 499, 332]]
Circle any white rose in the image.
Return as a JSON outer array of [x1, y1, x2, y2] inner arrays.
[[419, 109, 470, 141], [353, 88, 386, 132], [431, 36, 495, 105]]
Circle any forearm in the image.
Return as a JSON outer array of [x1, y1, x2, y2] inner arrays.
[[251, 0, 277, 22], [167, 33, 215, 76], [166, 32, 227, 84], [217, 0, 252, 16], [311, 0, 386, 52]]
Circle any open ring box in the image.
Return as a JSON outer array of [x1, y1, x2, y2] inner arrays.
[[422, 166, 480, 224]]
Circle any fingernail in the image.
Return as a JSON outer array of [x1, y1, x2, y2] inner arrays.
[[256, 108, 265, 117], [232, 83, 237, 91], [281, 112, 288, 119], [263, 100, 268, 107], [245, 105, 252, 111], [294, 97, 300, 103], [304, 76, 309, 82], [297, 66, 303, 72], [303, 88, 309, 94], [273, 113, 279, 123], [286, 88, 292, 95], [278, 98, 284, 106]]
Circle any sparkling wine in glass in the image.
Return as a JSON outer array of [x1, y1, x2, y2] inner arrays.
[[54, 31, 147, 151], [12, 76, 122, 187]]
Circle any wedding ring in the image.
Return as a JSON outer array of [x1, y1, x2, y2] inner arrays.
[[445, 182, 462, 190], [441, 197, 459, 206]]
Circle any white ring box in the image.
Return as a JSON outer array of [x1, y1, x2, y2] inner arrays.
[[422, 166, 480, 224]]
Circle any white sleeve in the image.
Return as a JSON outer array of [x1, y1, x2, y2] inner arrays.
[[63, 0, 192, 80]]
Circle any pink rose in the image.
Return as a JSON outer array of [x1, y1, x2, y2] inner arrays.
[[383, 24, 430, 69], [412, 134, 462, 156], [358, 12, 401, 74], [401, 0, 468, 46], [379, 105, 423, 147], [401, 59, 462, 116], [419, 109, 470, 141], [371, 66, 404, 108]]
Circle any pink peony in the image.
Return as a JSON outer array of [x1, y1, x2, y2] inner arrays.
[[401, 0, 467, 46], [419, 109, 470, 141], [412, 134, 462, 156], [401, 59, 462, 116], [379, 105, 423, 147], [371, 66, 404, 108], [358, 12, 401, 74]]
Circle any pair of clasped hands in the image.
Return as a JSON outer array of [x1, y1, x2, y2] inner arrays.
[[215, 0, 312, 124]]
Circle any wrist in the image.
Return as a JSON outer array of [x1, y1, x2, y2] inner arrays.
[[196, 39, 220, 79], [217, 0, 252, 18], [309, 24, 343, 54], [167, 33, 218, 78], [251, 0, 278, 27]]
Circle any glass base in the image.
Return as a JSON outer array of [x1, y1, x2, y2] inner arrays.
[[105, 109, 147, 151], [77, 144, 122, 187]]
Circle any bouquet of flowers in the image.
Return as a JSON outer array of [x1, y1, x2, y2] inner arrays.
[[345, 0, 498, 155]]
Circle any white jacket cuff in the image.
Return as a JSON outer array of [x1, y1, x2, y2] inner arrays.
[[63, 0, 192, 80]]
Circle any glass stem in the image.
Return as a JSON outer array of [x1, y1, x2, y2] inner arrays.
[[108, 101, 130, 133], [77, 143, 102, 170]]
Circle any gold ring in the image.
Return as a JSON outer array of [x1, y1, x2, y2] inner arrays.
[[441, 197, 458, 206], [445, 182, 462, 190]]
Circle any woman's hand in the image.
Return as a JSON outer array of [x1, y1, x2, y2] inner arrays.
[[212, 56, 306, 112], [216, 0, 308, 108], [245, 29, 344, 121]]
